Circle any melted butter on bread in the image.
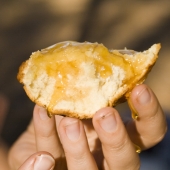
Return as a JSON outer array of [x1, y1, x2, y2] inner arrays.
[[17, 41, 161, 118]]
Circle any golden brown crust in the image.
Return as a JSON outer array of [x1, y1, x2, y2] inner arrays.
[[17, 42, 161, 119], [109, 44, 161, 108], [17, 61, 28, 83]]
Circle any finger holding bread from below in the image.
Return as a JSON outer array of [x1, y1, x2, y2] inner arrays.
[[126, 84, 167, 150], [33, 105, 64, 160], [58, 117, 98, 170], [93, 107, 140, 170]]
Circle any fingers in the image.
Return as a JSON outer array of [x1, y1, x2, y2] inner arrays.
[[58, 117, 98, 170], [8, 121, 37, 170], [18, 151, 55, 170], [33, 105, 64, 159], [93, 107, 140, 170], [126, 84, 167, 149]]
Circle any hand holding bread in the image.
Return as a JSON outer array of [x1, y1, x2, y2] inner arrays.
[[9, 84, 167, 170]]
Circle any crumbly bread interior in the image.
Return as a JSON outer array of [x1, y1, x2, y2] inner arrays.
[[17, 41, 161, 119]]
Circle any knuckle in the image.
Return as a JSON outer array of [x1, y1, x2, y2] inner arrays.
[[142, 125, 167, 148], [105, 136, 129, 152]]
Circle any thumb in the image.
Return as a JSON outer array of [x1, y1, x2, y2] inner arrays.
[[18, 151, 55, 170]]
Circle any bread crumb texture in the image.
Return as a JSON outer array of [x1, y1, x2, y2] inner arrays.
[[17, 41, 161, 118]]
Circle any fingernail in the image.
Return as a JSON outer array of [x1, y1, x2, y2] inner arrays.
[[34, 154, 55, 170], [65, 119, 80, 141], [99, 112, 117, 133], [137, 87, 151, 105], [38, 106, 49, 120]]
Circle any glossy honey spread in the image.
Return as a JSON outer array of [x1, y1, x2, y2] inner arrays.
[[30, 41, 136, 110]]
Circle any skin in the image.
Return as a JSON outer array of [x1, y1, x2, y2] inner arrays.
[[0, 84, 167, 170]]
